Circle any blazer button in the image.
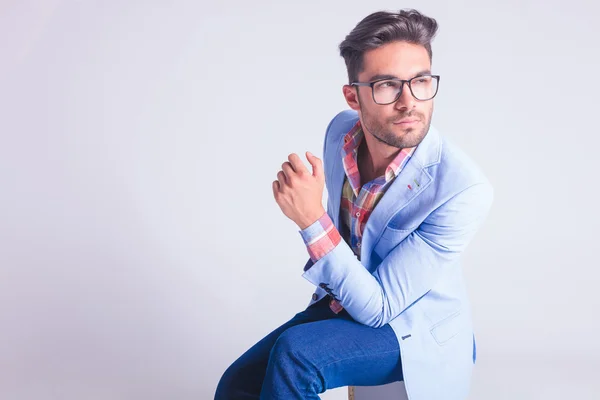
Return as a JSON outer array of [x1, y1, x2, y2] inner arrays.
[[312, 293, 318, 301]]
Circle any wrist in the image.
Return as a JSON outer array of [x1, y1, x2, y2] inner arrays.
[[297, 209, 326, 230]]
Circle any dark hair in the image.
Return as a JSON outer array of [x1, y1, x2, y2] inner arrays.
[[339, 9, 439, 83]]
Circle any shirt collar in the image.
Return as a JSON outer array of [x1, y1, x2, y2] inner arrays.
[[341, 120, 416, 192]]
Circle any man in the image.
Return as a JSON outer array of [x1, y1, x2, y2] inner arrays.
[[215, 9, 493, 400]]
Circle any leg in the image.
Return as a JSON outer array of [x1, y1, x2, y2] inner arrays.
[[259, 317, 402, 400], [214, 298, 341, 399]]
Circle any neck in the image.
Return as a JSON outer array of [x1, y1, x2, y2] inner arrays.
[[358, 135, 401, 180]]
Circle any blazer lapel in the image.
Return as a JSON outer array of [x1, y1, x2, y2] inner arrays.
[[327, 136, 348, 231], [360, 125, 442, 264], [326, 119, 443, 265]]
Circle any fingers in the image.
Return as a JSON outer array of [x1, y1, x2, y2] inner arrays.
[[287, 153, 309, 174], [281, 161, 294, 180], [276, 170, 287, 187], [276, 152, 319, 190], [306, 151, 324, 179]]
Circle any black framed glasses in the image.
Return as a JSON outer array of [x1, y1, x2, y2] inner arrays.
[[351, 74, 440, 104]]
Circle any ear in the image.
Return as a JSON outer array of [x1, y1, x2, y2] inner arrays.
[[342, 84, 361, 111]]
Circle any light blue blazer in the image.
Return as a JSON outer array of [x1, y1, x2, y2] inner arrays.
[[302, 110, 494, 400]]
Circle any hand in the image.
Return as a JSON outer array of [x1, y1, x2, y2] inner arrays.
[[272, 152, 326, 230]]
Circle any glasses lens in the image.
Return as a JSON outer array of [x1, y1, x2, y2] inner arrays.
[[372, 76, 439, 103], [409, 76, 438, 100], [372, 80, 403, 104]]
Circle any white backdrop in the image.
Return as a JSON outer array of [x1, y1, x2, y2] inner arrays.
[[1, 1, 599, 399]]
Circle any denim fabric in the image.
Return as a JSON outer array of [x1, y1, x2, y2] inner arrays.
[[215, 297, 403, 399]]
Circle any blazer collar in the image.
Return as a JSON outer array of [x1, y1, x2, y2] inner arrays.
[[328, 115, 443, 265]]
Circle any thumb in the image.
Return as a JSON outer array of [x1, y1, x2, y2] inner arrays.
[[306, 151, 324, 179]]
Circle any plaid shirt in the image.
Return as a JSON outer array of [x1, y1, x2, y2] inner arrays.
[[299, 120, 415, 313]]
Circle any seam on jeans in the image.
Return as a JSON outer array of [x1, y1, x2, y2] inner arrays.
[[320, 348, 401, 371], [299, 348, 401, 394]]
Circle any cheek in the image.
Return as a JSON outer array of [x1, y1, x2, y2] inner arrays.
[[422, 103, 434, 118], [362, 104, 382, 121], [374, 106, 397, 121]]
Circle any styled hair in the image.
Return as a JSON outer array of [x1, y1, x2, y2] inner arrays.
[[339, 9, 439, 83]]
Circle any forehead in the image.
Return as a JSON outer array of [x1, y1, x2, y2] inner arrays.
[[359, 41, 431, 80]]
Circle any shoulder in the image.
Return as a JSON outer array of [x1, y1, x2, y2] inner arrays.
[[420, 126, 494, 211], [325, 109, 359, 143], [435, 128, 492, 189], [420, 130, 494, 234]]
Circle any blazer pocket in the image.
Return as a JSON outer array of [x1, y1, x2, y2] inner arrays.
[[373, 227, 411, 259], [380, 226, 414, 243], [430, 310, 462, 346], [374, 226, 419, 260]]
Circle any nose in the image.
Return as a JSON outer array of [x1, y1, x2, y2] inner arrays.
[[394, 81, 416, 111]]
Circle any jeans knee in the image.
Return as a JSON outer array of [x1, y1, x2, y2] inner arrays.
[[269, 328, 317, 371], [267, 329, 323, 394], [269, 330, 297, 361]]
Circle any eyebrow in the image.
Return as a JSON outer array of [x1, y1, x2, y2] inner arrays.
[[365, 69, 432, 82]]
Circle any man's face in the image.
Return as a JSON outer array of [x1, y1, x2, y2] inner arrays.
[[344, 41, 435, 149]]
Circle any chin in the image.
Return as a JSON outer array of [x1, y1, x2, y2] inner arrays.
[[393, 128, 423, 146], [391, 125, 416, 135]]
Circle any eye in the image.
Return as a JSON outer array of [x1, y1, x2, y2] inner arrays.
[[412, 76, 432, 84], [375, 80, 399, 89]]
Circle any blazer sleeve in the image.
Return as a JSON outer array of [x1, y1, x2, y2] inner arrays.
[[301, 181, 494, 328]]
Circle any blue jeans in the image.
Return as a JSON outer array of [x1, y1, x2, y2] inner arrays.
[[214, 296, 403, 399]]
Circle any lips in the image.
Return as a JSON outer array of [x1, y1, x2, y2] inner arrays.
[[393, 119, 419, 125]]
